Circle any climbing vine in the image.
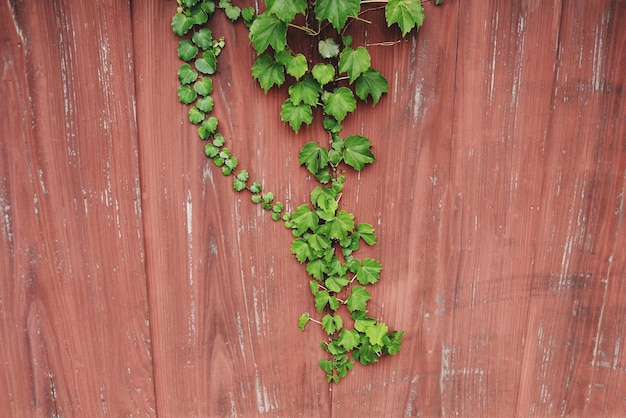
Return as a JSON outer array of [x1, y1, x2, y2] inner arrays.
[[172, 0, 440, 383]]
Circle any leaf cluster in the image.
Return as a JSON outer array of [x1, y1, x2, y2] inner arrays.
[[288, 178, 402, 382], [174, 0, 284, 219], [172, 0, 440, 384]]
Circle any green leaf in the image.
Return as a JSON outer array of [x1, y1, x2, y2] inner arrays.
[[322, 87, 356, 122], [194, 77, 213, 96], [285, 53, 308, 80], [288, 76, 321, 106], [346, 286, 371, 312], [321, 210, 354, 240], [338, 329, 361, 351], [189, 107, 205, 124], [292, 238, 314, 263], [355, 258, 382, 285], [307, 232, 331, 252], [213, 133, 225, 147], [315, 0, 360, 31], [312, 64, 335, 86], [290, 204, 320, 236], [353, 340, 378, 365], [205, 143, 219, 158], [319, 358, 334, 375], [201, 1, 216, 14], [172, 13, 194, 36], [249, 181, 261, 193], [324, 275, 349, 293], [183, 0, 198, 7], [280, 99, 313, 133], [299, 142, 329, 175], [177, 39, 199, 61], [356, 223, 377, 245], [178, 64, 198, 85], [383, 330, 404, 355], [252, 54, 285, 93], [192, 28, 213, 50], [385, 0, 425, 36], [338, 46, 371, 83], [329, 295, 339, 311], [314, 291, 330, 312], [306, 259, 325, 280], [249, 11, 287, 54], [343, 135, 375, 170], [195, 50, 217, 74], [267, 0, 307, 22], [177, 85, 197, 104], [365, 323, 389, 347], [196, 96, 214, 113], [201, 116, 218, 135], [321, 314, 343, 335], [298, 313, 310, 330], [355, 68, 388, 104], [188, 5, 208, 25], [224, 4, 241, 21], [318, 38, 340, 59], [353, 312, 376, 333]]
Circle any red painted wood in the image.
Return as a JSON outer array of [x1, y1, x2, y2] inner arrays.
[[1, 0, 625, 416]]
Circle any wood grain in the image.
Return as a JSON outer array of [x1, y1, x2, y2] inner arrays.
[[1, 0, 625, 416], [1, 0, 155, 416]]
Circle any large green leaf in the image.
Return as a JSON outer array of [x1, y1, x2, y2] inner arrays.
[[338, 46, 371, 83], [314, 290, 331, 312], [321, 314, 343, 335], [321, 210, 354, 240], [355, 258, 382, 285], [325, 275, 349, 293], [385, 0, 425, 36], [252, 54, 285, 92], [299, 142, 329, 175], [343, 135, 375, 170], [322, 87, 356, 122], [312, 64, 336, 86], [193, 77, 213, 96], [276, 51, 308, 80], [291, 237, 315, 262], [177, 39, 199, 61], [290, 204, 320, 236], [249, 11, 287, 54], [280, 99, 313, 133], [192, 28, 213, 50], [288, 76, 321, 106], [355, 68, 388, 104], [195, 50, 217, 74], [306, 258, 325, 280], [346, 286, 371, 312], [177, 85, 197, 104], [172, 13, 195, 36], [315, 0, 360, 31], [356, 222, 377, 245], [267, 0, 307, 22], [338, 329, 361, 351], [178, 64, 198, 84], [365, 323, 389, 347]]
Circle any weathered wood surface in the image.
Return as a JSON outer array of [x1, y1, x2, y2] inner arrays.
[[1, 0, 625, 416]]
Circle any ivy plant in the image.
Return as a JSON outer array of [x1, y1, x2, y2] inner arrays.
[[172, 0, 441, 383]]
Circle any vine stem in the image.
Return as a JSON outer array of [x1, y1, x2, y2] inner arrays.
[[288, 22, 319, 36]]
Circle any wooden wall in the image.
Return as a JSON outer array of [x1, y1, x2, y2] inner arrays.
[[1, 0, 625, 416]]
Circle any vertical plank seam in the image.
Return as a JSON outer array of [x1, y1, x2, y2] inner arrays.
[[127, 1, 161, 415]]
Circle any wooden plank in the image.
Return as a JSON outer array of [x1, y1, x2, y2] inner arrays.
[[328, 2, 460, 416], [132, 2, 330, 415], [0, 1, 155, 416]]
